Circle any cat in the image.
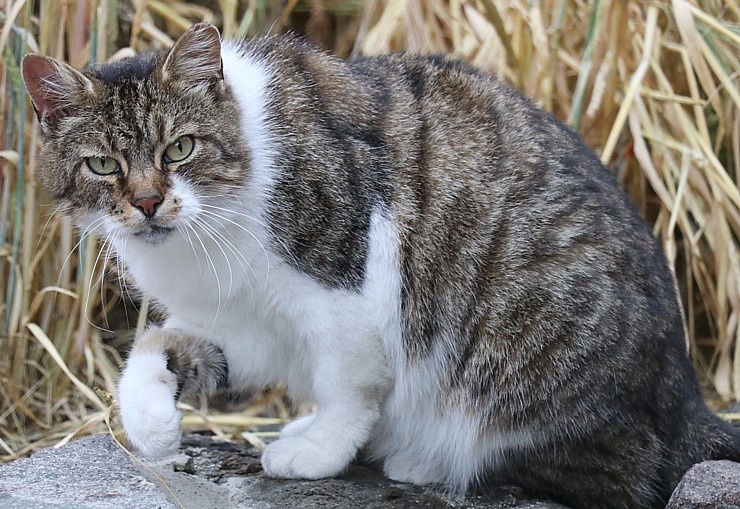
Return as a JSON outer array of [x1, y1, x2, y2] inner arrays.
[[22, 22, 739, 509]]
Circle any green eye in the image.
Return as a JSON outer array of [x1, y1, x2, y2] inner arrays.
[[86, 156, 121, 175], [163, 136, 194, 164]]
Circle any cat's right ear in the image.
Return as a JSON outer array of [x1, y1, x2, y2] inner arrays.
[[21, 54, 95, 128]]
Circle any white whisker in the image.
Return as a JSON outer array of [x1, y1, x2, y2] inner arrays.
[[82, 227, 115, 335], [198, 207, 272, 290], [194, 215, 257, 301], [191, 216, 235, 304], [97, 235, 116, 332], [200, 202, 298, 267], [185, 221, 224, 326], [57, 215, 108, 290], [177, 225, 203, 273], [116, 236, 140, 324]]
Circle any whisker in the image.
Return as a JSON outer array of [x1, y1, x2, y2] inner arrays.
[[116, 236, 140, 326], [198, 208, 272, 290], [194, 215, 257, 301], [98, 235, 116, 332], [101, 231, 130, 330], [177, 225, 203, 273], [200, 202, 299, 267], [191, 216, 235, 304], [57, 216, 108, 290], [36, 202, 69, 250], [82, 228, 114, 335], [185, 222, 224, 325]]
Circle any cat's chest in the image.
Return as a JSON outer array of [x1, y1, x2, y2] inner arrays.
[[117, 224, 349, 339], [120, 228, 276, 323]]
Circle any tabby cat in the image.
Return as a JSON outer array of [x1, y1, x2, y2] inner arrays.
[[22, 23, 739, 509]]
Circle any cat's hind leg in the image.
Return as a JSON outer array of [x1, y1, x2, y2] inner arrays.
[[382, 451, 447, 486], [118, 328, 227, 458], [507, 426, 668, 509]]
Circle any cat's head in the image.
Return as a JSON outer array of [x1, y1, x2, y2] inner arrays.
[[22, 23, 249, 244]]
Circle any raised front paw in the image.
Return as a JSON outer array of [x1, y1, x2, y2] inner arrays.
[[118, 352, 182, 459], [262, 436, 349, 479]]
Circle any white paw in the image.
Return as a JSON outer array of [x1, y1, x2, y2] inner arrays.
[[118, 352, 182, 459], [280, 414, 316, 438], [262, 436, 349, 479]]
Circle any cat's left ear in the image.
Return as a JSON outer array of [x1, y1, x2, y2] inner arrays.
[[161, 23, 223, 89]]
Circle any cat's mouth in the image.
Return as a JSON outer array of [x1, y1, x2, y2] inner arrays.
[[132, 224, 175, 244]]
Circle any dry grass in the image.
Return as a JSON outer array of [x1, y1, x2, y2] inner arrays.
[[0, 0, 738, 460]]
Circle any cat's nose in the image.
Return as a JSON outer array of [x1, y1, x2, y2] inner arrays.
[[132, 194, 163, 218]]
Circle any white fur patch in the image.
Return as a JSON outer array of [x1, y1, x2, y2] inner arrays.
[[221, 41, 276, 213]]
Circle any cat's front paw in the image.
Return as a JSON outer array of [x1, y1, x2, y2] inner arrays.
[[118, 352, 182, 459], [262, 436, 349, 479]]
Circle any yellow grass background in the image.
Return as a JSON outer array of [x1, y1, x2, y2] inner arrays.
[[0, 0, 738, 459]]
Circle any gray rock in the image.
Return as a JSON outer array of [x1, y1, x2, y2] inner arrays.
[[0, 434, 566, 509], [0, 434, 175, 509], [666, 460, 740, 509], [4, 434, 737, 508]]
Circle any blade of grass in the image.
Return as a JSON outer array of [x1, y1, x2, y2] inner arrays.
[[26, 323, 106, 412]]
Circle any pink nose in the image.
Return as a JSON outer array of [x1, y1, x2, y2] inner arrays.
[[132, 195, 163, 218]]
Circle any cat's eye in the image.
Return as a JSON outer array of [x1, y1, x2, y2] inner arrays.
[[163, 136, 194, 164], [86, 156, 121, 176]]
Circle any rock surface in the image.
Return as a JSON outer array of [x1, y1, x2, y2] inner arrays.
[[0, 434, 173, 509], [0, 433, 738, 509], [665, 460, 740, 509], [0, 434, 566, 509]]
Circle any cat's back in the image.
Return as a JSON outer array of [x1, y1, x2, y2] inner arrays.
[[343, 51, 638, 225], [342, 51, 662, 272], [223, 35, 674, 309]]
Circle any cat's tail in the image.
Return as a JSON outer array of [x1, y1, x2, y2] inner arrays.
[[693, 405, 740, 463], [712, 421, 740, 462]]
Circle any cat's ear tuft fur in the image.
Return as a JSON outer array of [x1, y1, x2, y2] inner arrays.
[[161, 23, 223, 88], [21, 54, 95, 127]]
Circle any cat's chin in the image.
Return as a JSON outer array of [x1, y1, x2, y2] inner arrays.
[[131, 225, 175, 245]]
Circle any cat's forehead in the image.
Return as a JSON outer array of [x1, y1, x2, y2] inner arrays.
[[84, 51, 165, 85], [76, 53, 190, 145]]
